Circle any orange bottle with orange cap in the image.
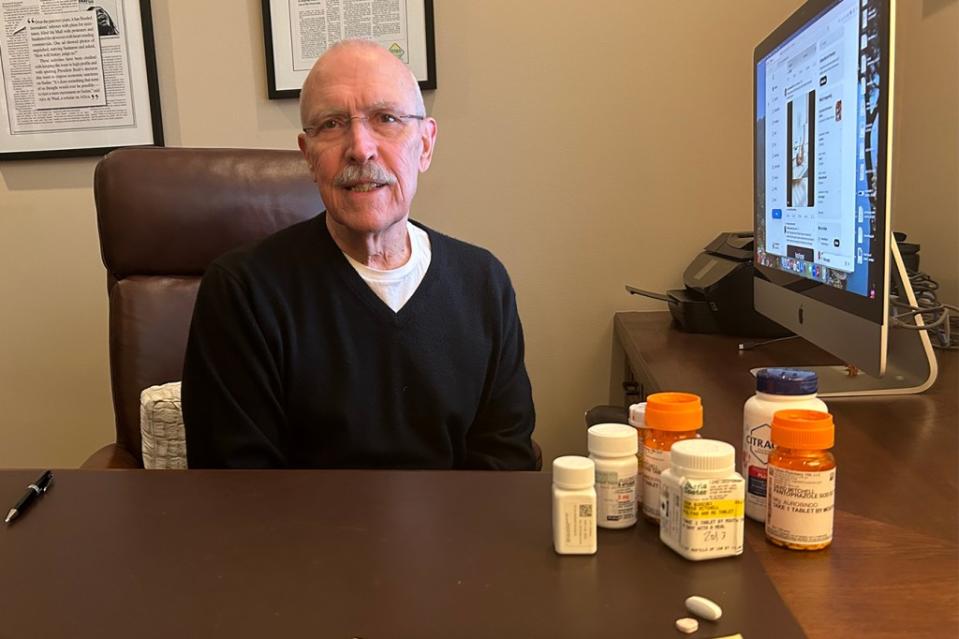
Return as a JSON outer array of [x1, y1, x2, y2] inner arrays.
[[640, 392, 703, 522], [765, 409, 837, 550]]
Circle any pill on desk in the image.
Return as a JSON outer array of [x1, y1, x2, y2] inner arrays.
[[675, 617, 699, 634], [685, 595, 723, 620]]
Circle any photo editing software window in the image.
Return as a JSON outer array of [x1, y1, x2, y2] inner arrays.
[[756, 0, 883, 298]]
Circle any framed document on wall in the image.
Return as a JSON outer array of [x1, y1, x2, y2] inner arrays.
[[262, 0, 435, 100], [0, 0, 163, 161]]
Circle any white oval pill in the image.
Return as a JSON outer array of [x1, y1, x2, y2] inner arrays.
[[675, 617, 699, 634], [685, 595, 723, 620]]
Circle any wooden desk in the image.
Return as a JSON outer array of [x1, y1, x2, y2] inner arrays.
[[612, 311, 959, 639], [0, 470, 803, 638]]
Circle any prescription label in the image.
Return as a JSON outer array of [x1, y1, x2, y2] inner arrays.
[[766, 466, 836, 545], [660, 477, 745, 559], [555, 498, 595, 550], [596, 470, 637, 524], [642, 445, 669, 519]]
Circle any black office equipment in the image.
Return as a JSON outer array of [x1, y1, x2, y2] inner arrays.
[[628, 232, 792, 338]]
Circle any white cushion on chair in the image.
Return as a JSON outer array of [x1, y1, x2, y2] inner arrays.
[[140, 382, 187, 469]]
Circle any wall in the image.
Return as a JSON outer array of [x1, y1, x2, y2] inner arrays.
[[1, 0, 955, 468], [892, 0, 959, 300]]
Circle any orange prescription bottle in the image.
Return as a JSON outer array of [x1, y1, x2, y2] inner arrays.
[[640, 392, 703, 522], [765, 409, 837, 550]]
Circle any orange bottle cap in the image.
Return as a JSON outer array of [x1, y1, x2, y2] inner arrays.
[[771, 409, 835, 449], [644, 392, 703, 431]]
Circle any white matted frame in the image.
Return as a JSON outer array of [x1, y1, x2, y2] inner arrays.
[[262, 0, 435, 100], [0, 0, 163, 161]]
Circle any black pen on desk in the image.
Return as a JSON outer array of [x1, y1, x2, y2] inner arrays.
[[5, 470, 54, 524]]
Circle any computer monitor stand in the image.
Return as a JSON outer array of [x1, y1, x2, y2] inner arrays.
[[753, 242, 939, 398]]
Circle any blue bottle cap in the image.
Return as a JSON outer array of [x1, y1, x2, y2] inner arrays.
[[755, 368, 819, 395]]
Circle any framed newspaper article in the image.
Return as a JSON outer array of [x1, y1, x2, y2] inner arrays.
[[262, 0, 435, 99], [0, 0, 163, 161]]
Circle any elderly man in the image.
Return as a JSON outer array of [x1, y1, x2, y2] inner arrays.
[[182, 40, 537, 470]]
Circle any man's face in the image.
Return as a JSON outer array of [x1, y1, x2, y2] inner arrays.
[[297, 48, 436, 236]]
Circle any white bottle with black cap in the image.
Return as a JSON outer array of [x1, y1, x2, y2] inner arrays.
[[743, 368, 828, 522], [552, 456, 597, 555]]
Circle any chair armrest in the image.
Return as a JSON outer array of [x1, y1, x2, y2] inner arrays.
[[81, 444, 141, 469]]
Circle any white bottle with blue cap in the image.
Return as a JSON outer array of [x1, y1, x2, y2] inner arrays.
[[743, 368, 828, 522]]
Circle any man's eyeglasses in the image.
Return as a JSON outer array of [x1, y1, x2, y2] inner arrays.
[[303, 111, 425, 141]]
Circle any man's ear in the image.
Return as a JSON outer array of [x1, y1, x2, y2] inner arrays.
[[417, 118, 437, 172], [297, 132, 309, 158], [297, 133, 316, 181]]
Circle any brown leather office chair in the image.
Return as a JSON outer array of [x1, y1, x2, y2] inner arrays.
[[84, 147, 323, 468], [84, 146, 543, 470]]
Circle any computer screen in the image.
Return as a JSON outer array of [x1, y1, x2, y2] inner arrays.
[[755, 0, 885, 314], [752, 0, 937, 396]]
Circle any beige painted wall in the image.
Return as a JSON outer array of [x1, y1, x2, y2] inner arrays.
[[892, 0, 959, 300], [1, 0, 955, 468]]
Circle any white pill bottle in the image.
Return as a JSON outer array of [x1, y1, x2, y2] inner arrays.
[[659, 439, 745, 561], [588, 423, 639, 529], [743, 368, 827, 522], [552, 456, 597, 554], [628, 402, 646, 430]]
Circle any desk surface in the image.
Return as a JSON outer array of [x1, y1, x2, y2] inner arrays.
[[0, 470, 802, 639], [614, 311, 959, 638]]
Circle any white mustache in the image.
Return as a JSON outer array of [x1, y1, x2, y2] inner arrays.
[[334, 163, 396, 187]]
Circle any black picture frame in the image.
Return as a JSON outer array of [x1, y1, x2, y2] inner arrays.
[[0, 0, 164, 161], [262, 0, 435, 100]]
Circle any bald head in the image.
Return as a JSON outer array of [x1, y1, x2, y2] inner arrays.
[[299, 40, 425, 127]]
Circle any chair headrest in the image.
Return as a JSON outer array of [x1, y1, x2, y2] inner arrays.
[[95, 147, 324, 277]]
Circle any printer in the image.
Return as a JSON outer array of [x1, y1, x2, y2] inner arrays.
[[628, 232, 792, 338]]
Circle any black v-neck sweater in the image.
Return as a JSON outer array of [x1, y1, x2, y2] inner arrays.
[[182, 213, 536, 470]]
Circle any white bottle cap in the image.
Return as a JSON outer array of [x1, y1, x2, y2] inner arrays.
[[587, 423, 639, 456], [628, 402, 647, 428], [669, 439, 735, 478], [552, 456, 595, 489]]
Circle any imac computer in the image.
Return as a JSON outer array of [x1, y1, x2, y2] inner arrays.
[[753, 0, 937, 397]]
